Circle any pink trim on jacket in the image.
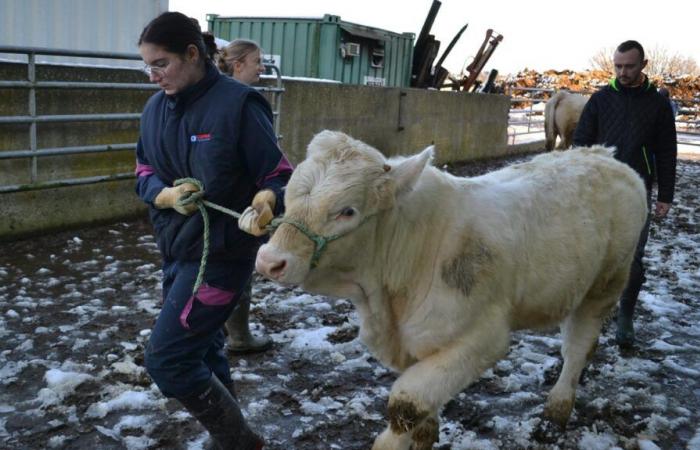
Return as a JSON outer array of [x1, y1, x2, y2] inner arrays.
[[179, 284, 236, 330], [259, 156, 293, 188], [135, 162, 155, 177]]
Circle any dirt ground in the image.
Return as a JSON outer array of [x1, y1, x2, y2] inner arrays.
[[0, 152, 698, 450]]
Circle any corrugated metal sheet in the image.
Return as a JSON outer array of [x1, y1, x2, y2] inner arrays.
[[209, 14, 414, 88], [0, 0, 168, 68]]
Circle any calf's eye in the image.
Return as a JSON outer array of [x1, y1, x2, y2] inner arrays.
[[338, 207, 356, 219]]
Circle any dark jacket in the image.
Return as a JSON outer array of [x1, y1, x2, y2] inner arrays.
[[135, 63, 293, 262], [573, 77, 677, 203]]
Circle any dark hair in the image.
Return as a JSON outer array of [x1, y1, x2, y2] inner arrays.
[[616, 40, 645, 61], [658, 87, 670, 98], [138, 12, 218, 61]]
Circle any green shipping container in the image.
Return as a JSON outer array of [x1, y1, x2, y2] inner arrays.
[[207, 13, 415, 88]]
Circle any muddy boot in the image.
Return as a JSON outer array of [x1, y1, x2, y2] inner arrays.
[[615, 296, 637, 349], [178, 376, 264, 450], [226, 286, 272, 355]]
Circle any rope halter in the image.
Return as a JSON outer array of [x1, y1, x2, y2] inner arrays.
[[269, 214, 376, 269]]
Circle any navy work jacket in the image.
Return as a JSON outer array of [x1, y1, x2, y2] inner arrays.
[[135, 63, 293, 262]]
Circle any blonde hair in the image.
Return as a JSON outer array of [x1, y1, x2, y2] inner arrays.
[[217, 39, 262, 75]]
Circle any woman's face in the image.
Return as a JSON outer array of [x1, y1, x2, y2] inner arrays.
[[139, 43, 203, 95], [234, 49, 265, 85]]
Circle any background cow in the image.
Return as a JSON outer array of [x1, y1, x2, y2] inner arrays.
[[256, 131, 647, 450], [545, 90, 589, 150]]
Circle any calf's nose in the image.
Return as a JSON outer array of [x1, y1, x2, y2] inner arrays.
[[256, 247, 287, 280]]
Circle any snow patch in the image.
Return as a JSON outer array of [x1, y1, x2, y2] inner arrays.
[[85, 390, 163, 419], [39, 368, 93, 407]]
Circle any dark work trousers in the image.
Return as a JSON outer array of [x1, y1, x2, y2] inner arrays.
[[619, 195, 652, 317], [145, 259, 253, 398]]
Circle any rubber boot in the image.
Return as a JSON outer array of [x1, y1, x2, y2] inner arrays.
[[615, 296, 637, 348], [226, 285, 272, 355], [222, 381, 238, 401], [615, 208, 649, 349], [178, 376, 263, 450]]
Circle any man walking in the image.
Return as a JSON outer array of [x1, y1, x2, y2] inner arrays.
[[573, 40, 677, 348]]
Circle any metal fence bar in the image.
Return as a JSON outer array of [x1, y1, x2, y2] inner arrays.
[[508, 90, 547, 141], [28, 52, 37, 183], [261, 65, 284, 140], [0, 45, 143, 60], [507, 87, 555, 93], [0, 173, 135, 194], [0, 143, 136, 160], [258, 87, 284, 93], [0, 113, 142, 124], [1, 81, 286, 91], [0, 80, 158, 90]]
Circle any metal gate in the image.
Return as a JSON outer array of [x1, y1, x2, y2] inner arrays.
[[0, 46, 284, 194]]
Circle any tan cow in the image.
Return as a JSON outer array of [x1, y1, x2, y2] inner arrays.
[[544, 90, 589, 150], [256, 131, 647, 450]]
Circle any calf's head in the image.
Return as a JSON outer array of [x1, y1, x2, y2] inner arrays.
[[256, 130, 433, 286]]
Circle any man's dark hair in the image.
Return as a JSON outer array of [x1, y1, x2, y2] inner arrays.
[[616, 40, 645, 61], [138, 12, 217, 61]]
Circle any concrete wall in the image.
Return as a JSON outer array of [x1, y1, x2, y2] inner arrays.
[[1, 62, 513, 241], [274, 80, 509, 164]]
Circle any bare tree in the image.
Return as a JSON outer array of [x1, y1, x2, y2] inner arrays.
[[646, 46, 699, 76], [590, 45, 699, 77], [589, 47, 615, 74]]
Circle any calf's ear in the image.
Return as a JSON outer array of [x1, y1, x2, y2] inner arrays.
[[391, 146, 434, 196]]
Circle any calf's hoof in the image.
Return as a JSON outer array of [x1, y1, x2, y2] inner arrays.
[[388, 397, 429, 434], [371, 427, 412, 450], [543, 394, 574, 428], [531, 417, 562, 444], [411, 417, 439, 450]]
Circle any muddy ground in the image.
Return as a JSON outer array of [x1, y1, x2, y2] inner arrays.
[[0, 153, 698, 450]]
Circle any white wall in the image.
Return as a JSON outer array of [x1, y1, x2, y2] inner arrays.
[[0, 0, 168, 67]]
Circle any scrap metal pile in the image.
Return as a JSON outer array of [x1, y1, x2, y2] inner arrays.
[[410, 0, 502, 92]]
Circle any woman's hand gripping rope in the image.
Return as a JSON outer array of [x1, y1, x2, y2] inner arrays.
[[153, 181, 201, 215], [238, 189, 277, 237], [164, 178, 277, 294]]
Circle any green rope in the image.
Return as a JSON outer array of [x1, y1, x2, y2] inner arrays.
[[174, 177, 247, 295]]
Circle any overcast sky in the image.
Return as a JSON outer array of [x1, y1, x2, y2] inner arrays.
[[170, 0, 699, 76]]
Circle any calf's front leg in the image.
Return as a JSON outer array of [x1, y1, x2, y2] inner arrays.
[[372, 315, 511, 450]]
